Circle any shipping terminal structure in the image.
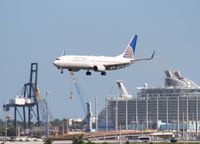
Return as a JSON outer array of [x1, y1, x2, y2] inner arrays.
[[98, 70, 200, 138]]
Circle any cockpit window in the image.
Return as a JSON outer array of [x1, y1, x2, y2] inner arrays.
[[56, 58, 60, 60]]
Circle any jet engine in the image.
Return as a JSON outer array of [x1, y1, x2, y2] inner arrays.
[[94, 65, 106, 72]]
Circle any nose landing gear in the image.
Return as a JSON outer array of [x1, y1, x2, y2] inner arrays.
[[60, 69, 64, 74]]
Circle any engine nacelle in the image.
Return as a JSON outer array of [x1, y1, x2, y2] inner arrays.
[[94, 65, 106, 72]]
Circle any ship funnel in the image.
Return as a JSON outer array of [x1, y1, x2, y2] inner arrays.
[[116, 80, 132, 98]]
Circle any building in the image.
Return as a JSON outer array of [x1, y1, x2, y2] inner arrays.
[[98, 70, 200, 133]]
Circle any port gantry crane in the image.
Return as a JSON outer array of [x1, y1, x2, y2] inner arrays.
[[3, 63, 40, 130], [3, 63, 54, 136]]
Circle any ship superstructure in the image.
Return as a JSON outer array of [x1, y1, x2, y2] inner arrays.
[[98, 70, 200, 133]]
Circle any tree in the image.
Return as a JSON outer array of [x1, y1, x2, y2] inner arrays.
[[44, 138, 52, 144], [72, 134, 85, 144]]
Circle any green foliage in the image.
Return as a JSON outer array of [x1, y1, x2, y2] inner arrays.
[[72, 134, 85, 144], [126, 140, 130, 144], [44, 138, 52, 144]]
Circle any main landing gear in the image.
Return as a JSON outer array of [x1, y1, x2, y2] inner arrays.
[[86, 70, 106, 76], [101, 71, 106, 76], [86, 70, 91, 76]]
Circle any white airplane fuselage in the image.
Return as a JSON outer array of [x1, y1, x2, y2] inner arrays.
[[53, 55, 133, 72]]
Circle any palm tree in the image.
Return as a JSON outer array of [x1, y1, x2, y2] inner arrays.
[[72, 134, 85, 144], [44, 138, 52, 144]]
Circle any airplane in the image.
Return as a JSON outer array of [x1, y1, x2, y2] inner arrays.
[[53, 35, 155, 76]]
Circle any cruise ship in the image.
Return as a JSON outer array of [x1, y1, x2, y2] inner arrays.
[[98, 70, 200, 133]]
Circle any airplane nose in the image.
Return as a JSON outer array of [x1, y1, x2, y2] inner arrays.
[[53, 60, 57, 66]]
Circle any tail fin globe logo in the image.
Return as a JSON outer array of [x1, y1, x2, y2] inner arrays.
[[123, 46, 134, 59], [123, 35, 137, 59]]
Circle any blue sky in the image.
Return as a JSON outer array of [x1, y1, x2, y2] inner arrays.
[[1, 0, 200, 120]]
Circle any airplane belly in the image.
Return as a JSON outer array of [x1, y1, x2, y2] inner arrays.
[[67, 61, 92, 70]]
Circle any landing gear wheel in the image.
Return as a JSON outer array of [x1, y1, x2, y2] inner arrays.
[[101, 71, 106, 76], [86, 71, 91, 76], [60, 70, 63, 74]]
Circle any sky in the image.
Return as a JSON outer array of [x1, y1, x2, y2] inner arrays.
[[0, 0, 200, 120]]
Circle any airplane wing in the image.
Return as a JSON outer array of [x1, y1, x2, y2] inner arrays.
[[104, 62, 131, 70], [105, 51, 155, 70], [131, 51, 155, 63]]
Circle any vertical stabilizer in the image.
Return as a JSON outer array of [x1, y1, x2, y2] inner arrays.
[[122, 35, 137, 59]]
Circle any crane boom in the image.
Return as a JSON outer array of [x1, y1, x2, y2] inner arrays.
[[69, 72, 86, 115]]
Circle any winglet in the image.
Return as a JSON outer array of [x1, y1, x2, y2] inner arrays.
[[151, 50, 155, 59]]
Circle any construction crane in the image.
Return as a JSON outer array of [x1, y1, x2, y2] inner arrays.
[[69, 72, 94, 132], [69, 72, 86, 115], [35, 88, 55, 137]]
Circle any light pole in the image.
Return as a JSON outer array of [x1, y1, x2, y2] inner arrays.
[[61, 107, 65, 136], [105, 98, 108, 132], [5, 114, 12, 142], [95, 97, 98, 132], [46, 91, 50, 139], [62, 119, 65, 136], [119, 124, 122, 144], [3, 102, 7, 142], [115, 97, 118, 131], [125, 97, 128, 131], [5, 114, 7, 143]]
